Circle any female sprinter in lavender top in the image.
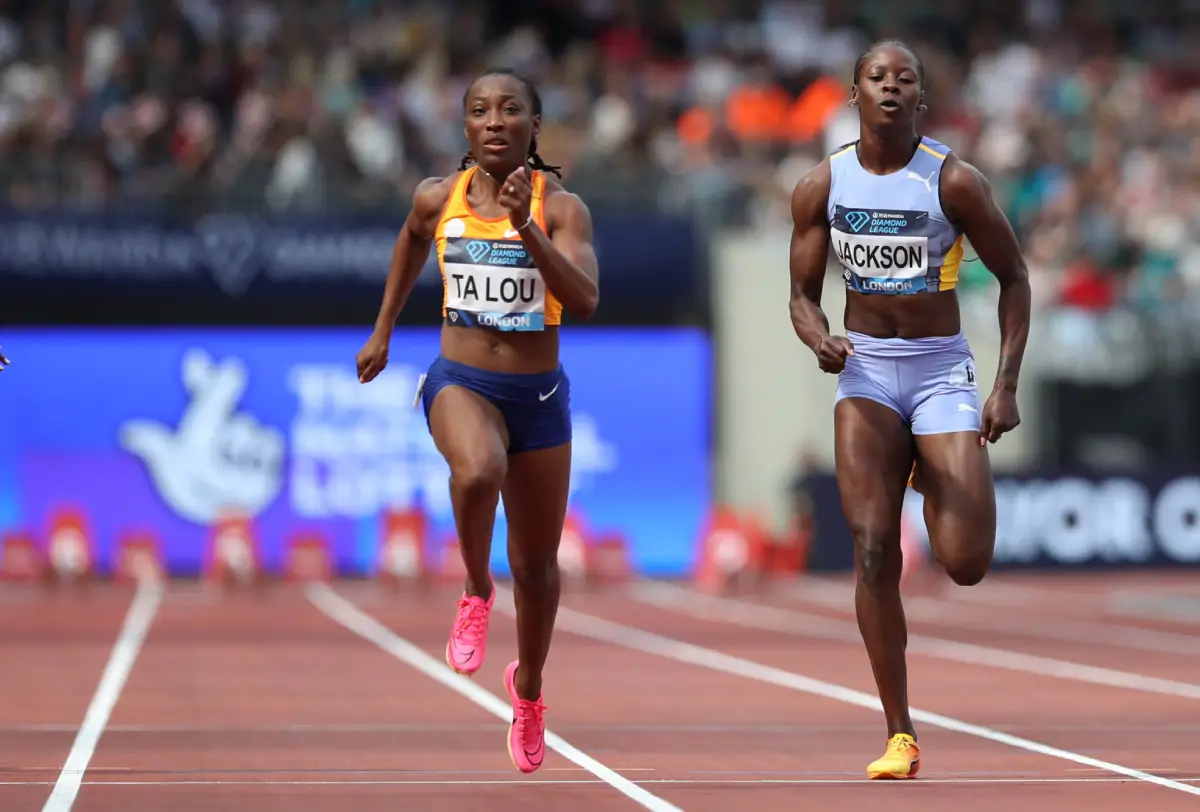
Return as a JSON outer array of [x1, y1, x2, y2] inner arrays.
[[788, 40, 1030, 779], [356, 67, 600, 775]]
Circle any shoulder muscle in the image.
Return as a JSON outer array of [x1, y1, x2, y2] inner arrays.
[[544, 184, 593, 237], [407, 175, 458, 240], [937, 155, 993, 222], [791, 159, 832, 228]]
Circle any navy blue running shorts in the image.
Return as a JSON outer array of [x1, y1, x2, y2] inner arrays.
[[419, 355, 571, 454]]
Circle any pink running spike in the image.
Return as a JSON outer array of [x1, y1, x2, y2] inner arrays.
[[444, 587, 495, 676], [504, 660, 547, 774]]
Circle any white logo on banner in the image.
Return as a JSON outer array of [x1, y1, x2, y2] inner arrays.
[[903, 476, 1200, 564], [120, 351, 622, 527], [120, 349, 285, 524], [569, 413, 619, 495], [287, 363, 452, 520], [195, 214, 261, 296]]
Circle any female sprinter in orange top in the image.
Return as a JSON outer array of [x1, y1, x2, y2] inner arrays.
[[355, 67, 600, 775]]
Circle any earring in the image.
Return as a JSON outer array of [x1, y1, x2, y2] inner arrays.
[[917, 104, 928, 112], [848, 99, 858, 107]]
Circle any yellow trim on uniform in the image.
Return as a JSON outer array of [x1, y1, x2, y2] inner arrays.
[[918, 143, 946, 161], [830, 144, 856, 160], [938, 235, 964, 291]]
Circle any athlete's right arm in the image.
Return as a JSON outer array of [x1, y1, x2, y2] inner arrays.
[[788, 161, 854, 373], [788, 162, 832, 350], [788, 162, 833, 348], [372, 176, 453, 334], [357, 177, 452, 383]]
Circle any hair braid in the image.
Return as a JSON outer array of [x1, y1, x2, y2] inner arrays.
[[526, 134, 562, 178], [458, 141, 562, 178]]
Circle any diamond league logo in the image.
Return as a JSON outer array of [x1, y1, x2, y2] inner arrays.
[[194, 214, 262, 297], [845, 210, 870, 233], [465, 240, 492, 263]]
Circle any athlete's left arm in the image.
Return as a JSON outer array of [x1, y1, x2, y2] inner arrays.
[[520, 190, 600, 321], [940, 156, 1031, 399]]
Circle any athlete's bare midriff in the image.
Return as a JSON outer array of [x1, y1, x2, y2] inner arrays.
[[843, 288, 962, 339], [439, 323, 561, 374]]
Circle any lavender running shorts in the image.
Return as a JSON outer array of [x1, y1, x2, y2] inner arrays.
[[834, 330, 981, 435]]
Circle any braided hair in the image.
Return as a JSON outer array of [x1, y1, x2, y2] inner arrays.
[[458, 67, 562, 178]]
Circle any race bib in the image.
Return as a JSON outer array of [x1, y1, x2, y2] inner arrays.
[[833, 229, 929, 294], [443, 237, 546, 331], [831, 206, 931, 295]]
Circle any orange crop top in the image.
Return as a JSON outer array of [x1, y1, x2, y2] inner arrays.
[[434, 166, 562, 331]]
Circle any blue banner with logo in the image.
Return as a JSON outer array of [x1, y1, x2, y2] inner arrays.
[[0, 210, 703, 323], [0, 327, 711, 576], [803, 471, 1200, 571]]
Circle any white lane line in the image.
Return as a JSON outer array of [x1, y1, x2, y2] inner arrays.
[[16, 721, 1200, 733], [41, 578, 165, 812], [636, 582, 1200, 701], [489, 586, 1200, 798], [1106, 591, 1200, 626], [7, 776, 1200, 787], [304, 583, 682, 812], [796, 576, 1076, 611]]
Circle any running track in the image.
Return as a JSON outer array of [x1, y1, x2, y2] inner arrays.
[[4, 570, 1200, 811]]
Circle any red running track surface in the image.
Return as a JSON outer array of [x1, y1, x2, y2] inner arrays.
[[2, 571, 1199, 811]]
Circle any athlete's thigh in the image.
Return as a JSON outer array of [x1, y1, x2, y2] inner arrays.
[[501, 442, 572, 564], [906, 342, 995, 559], [428, 385, 510, 473], [912, 429, 995, 557], [834, 397, 913, 542]]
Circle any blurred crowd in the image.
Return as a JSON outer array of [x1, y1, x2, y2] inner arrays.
[[1, 0, 1198, 325]]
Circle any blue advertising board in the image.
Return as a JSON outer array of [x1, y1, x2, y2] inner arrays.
[[0, 328, 711, 576], [803, 471, 1200, 571], [0, 211, 705, 325]]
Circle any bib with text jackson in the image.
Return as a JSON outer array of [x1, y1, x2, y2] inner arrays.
[[831, 205, 931, 295]]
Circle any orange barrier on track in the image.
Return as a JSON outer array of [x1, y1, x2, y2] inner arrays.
[[204, 512, 262, 586], [377, 507, 428, 585], [588, 531, 633, 585], [113, 530, 165, 584], [692, 506, 769, 594], [0, 530, 42, 582], [46, 507, 95, 585], [285, 530, 334, 582]]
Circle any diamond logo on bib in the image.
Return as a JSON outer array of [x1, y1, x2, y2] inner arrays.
[[845, 210, 871, 232], [465, 240, 492, 263]]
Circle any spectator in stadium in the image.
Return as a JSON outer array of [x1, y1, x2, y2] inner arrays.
[[0, 0, 1195, 324]]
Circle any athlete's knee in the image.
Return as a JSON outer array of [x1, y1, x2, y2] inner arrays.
[[509, 553, 559, 593], [928, 507, 995, 586], [449, 453, 506, 501], [852, 529, 901, 589], [940, 545, 992, 586], [932, 534, 993, 586]]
